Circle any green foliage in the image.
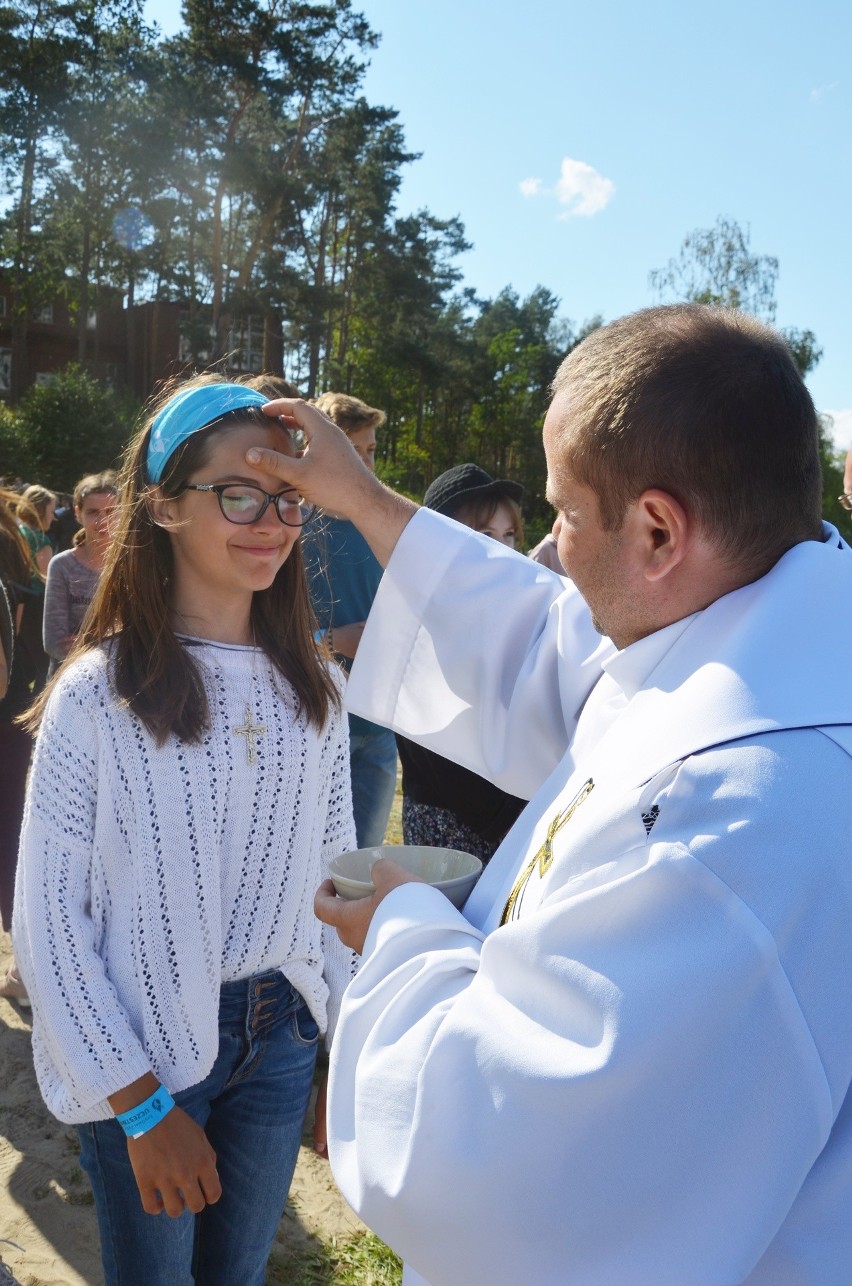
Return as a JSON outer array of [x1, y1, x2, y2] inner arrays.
[[650, 216, 823, 383], [0, 11, 835, 531], [0, 400, 24, 479], [782, 327, 823, 378], [650, 216, 780, 321], [818, 417, 852, 541], [11, 364, 136, 489], [268, 1232, 402, 1286]]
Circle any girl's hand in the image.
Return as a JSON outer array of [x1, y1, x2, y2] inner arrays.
[[127, 1106, 222, 1217]]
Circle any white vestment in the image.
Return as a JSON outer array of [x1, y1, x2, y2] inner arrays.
[[329, 510, 852, 1286]]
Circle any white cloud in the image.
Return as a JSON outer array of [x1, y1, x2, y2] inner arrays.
[[518, 157, 615, 218], [554, 157, 615, 218], [822, 408, 852, 453], [810, 82, 838, 102]]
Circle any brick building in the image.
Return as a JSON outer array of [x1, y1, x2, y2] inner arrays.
[[0, 274, 279, 404]]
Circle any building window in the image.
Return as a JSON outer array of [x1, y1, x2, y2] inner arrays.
[[178, 318, 215, 365], [87, 310, 97, 330], [0, 349, 11, 392], [35, 372, 57, 387], [36, 304, 54, 324], [0, 296, 6, 318], [228, 316, 264, 373]]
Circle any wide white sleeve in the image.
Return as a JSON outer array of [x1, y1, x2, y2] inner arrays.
[[327, 743, 847, 1286], [345, 508, 607, 800], [13, 673, 153, 1119]]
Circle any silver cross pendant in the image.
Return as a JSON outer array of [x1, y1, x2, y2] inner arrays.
[[233, 706, 267, 765]]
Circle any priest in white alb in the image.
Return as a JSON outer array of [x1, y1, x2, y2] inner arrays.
[[253, 304, 852, 1286]]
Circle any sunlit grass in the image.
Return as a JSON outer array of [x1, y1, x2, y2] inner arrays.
[[268, 1232, 402, 1285], [385, 761, 403, 845]]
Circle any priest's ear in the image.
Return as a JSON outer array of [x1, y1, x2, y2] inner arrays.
[[634, 489, 690, 582]]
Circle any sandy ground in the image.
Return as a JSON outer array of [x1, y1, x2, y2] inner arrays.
[[0, 929, 365, 1286]]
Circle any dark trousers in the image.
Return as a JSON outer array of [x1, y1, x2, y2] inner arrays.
[[0, 721, 31, 932]]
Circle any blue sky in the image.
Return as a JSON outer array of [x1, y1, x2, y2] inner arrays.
[[145, 0, 852, 452]]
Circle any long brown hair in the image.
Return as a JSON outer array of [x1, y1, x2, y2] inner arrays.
[[22, 374, 338, 743], [17, 484, 57, 531], [451, 494, 525, 545], [0, 489, 32, 576]]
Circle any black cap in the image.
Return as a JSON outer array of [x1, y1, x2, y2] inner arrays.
[[422, 463, 524, 516]]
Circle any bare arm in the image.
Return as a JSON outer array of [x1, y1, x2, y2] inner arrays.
[[328, 620, 364, 659], [109, 1074, 221, 1217], [254, 399, 417, 569], [35, 542, 52, 575]]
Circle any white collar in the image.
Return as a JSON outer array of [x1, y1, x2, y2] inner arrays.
[[601, 614, 698, 702]]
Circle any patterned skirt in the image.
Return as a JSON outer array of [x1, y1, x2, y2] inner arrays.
[[401, 798, 499, 865]]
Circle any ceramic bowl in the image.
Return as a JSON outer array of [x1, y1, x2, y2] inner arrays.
[[329, 844, 483, 909]]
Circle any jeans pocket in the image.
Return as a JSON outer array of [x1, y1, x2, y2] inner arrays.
[[292, 1000, 320, 1047]]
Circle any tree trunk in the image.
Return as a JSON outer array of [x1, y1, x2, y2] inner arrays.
[[10, 130, 37, 402], [77, 219, 91, 364], [262, 309, 283, 374]]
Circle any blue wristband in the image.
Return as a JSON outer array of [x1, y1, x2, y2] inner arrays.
[[115, 1086, 176, 1139]]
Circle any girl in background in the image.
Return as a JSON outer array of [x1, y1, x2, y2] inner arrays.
[[396, 463, 528, 862], [14, 376, 356, 1286], [43, 471, 118, 671], [16, 484, 56, 577], [14, 484, 57, 692]]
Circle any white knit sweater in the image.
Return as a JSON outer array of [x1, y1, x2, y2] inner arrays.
[[13, 639, 357, 1124]]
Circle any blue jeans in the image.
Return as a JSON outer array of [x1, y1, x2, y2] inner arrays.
[[77, 971, 319, 1286], [348, 721, 398, 848]]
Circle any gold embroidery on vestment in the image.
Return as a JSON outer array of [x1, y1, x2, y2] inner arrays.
[[500, 778, 594, 924]]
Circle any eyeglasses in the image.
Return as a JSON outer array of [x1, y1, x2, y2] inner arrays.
[[178, 483, 314, 526], [838, 494, 852, 511]]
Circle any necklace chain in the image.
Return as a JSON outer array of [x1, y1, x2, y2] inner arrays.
[[174, 615, 268, 767], [231, 630, 266, 766]]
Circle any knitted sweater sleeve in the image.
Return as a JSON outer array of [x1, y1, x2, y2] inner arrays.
[[319, 681, 359, 1048], [13, 659, 154, 1119]]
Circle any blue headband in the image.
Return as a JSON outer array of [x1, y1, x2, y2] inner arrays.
[[146, 384, 268, 483]]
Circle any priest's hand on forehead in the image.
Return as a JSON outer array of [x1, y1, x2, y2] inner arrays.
[[250, 398, 373, 520], [252, 397, 417, 568]]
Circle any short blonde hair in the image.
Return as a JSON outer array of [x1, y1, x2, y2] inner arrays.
[[313, 392, 386, 436], [246, 374, 302, 400]]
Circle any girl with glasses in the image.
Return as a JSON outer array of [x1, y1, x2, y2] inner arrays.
[[13, 375, 356, 1286]]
